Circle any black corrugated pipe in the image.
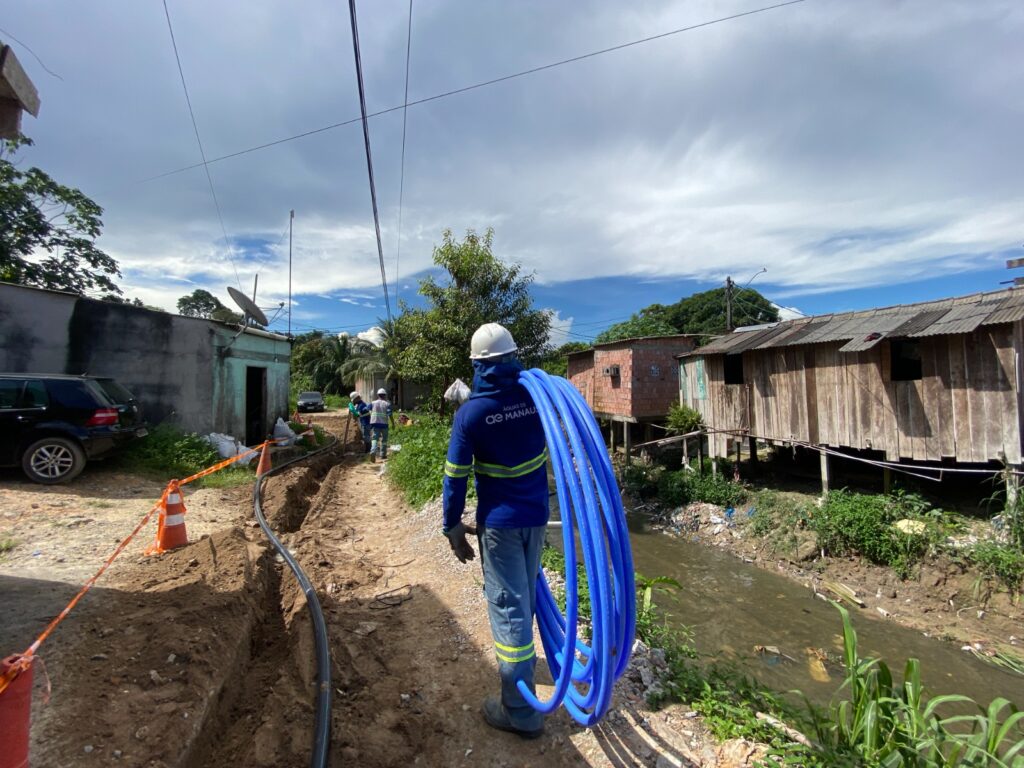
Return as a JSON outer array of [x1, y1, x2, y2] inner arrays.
[[251, 437, 337, 768]]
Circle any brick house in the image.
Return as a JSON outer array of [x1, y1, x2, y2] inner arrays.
[[567, 335, 699, 451]]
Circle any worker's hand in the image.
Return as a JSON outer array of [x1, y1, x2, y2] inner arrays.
[[443, 522, 475, 563]]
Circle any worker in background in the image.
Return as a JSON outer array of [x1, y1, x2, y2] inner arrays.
[[369, 387, 395, 462], [442, 323, 549, 739], [348, 391, 371, 453]]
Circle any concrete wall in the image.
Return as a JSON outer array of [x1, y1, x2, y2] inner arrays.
[[0, 282, 289, 440]]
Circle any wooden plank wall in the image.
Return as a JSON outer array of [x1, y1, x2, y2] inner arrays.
[[693, 325, 1022, 464]]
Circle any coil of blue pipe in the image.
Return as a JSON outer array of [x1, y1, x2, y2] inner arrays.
[[517, 368, 636, 727]]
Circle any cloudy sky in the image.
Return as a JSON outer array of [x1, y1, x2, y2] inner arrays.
[[5, 1, 1022, 343]]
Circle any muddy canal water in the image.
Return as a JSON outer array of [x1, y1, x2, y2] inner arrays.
[[620, 516, 1021, 707]]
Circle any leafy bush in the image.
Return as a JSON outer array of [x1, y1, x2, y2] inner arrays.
[[386, 416, 455, 507], [813, 490, 936, 578], [655, 469, 745, 508], [619, 463, 660, 499], [970, 541, 1024, 596], [666, 403, 702, 435]]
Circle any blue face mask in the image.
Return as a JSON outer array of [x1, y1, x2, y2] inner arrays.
[[470, 356, 524, 397]]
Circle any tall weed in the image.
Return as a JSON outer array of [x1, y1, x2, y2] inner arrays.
[[386, 416, 456, 507]]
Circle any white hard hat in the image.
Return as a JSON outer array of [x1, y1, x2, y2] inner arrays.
[[377, 388, 388, 396], [349, 391, 360, 400], [470, 323, 517, 360]]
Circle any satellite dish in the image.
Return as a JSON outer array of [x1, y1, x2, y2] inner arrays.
[[227, 286, 269, 327]]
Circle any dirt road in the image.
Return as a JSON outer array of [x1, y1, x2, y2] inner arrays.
[[1, 424, 764, 767]]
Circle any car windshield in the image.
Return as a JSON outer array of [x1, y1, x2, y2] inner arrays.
[[299, 392, 322, 399]]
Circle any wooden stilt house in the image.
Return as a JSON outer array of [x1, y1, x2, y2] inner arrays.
[[678, 289, 1024, 467]]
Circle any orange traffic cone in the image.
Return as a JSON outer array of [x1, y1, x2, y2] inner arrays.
[[256, 441, 272, 476], [146, 480, 189, 555], [291, 409, 303, 423]]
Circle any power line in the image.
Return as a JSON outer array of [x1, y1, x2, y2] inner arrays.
[[347, 0, 393, 325], [395, 0, 414, 307], [142, 0, 807, 183], [0, 26, 63, 80], [160, 0, 242, 289]]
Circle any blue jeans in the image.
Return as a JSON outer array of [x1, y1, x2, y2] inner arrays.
[[478, 525, 546, 731], [360, 421, 371, 450], [371, 426, 389, 458]]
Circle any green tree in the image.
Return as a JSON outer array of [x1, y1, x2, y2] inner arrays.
[[594, 313, 676, 344], [664, 287, 778, 334], [594, 287, 780, 343], [539, 341, 591, 377], [176, 288, 242, 323], [340, 319, 401, 389], [0, 137, 121, 295], [290, 333, 354, 396], [396, 228, 552, 406]]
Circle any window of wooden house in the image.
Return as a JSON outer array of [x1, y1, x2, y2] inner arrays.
[[890, 339, 922, 381], [724, 354, 745, 385]]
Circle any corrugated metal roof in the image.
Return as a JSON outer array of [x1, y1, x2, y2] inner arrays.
[[692, 287, 1023, 356]]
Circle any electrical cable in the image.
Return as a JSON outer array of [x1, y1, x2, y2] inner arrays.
[[395, 0, 414, 307], [347, 0, 393, 325], [251, 436, 338, 768], [517, 367, 635, 726], [160, 0, 242, 289], [142, 0, 808, 183]]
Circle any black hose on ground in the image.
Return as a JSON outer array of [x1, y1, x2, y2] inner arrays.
[[251, 436, 338, 768]]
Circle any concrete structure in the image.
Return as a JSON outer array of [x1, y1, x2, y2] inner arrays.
[[567, 335, 699, 423], [353, 372, 429, 412], [679, 288, 1024, 469], [0, 282, 290, 444], [0, 44, 40, 139]]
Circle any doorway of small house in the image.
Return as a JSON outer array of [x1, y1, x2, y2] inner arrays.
[[245, 366, 267, 446]]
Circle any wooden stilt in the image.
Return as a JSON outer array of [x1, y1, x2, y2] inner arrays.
[[610, 420, 616, 454], [820, 447, 830, 497], [748, 436, 759, 466], [624, 423, 633, 467], [682, 437, 690, 469], [883, 466, 892, 494]]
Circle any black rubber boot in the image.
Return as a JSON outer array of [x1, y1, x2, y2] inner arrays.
[[481, 697, 543, 740]]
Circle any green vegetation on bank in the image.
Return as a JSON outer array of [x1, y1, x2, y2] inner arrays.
[[386, 416, 458, 507], [623, 458, 1024, 597]]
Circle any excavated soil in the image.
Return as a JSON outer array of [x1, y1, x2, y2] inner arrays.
[[2, 418, 769, 767]]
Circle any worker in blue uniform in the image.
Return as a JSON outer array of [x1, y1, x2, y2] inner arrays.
[[442, 323, 549, 739], [348, 391, 371, 453]]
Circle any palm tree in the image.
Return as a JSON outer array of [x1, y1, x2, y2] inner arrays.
[[309, 334, 353, 395], [341, 319, 401, 397]]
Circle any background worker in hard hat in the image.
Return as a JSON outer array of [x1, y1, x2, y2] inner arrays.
[[348, 392, 371, 453], [442, 322, 548, 739], [369, 388, 395, 462]]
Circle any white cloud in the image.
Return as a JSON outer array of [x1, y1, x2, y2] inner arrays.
[[546, 310, 575, 348], [7, 0, 1022, 311]]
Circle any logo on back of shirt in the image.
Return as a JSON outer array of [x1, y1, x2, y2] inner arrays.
[[484, 401, 536, 425]]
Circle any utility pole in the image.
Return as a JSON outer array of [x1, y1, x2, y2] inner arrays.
[[288, 209, 294, 337], [725, 276, 734, 331]]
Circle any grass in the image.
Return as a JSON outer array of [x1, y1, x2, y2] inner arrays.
[[114, 424, 256, 489], [386, 415, 458, 507], [0, 537, 16, 559]]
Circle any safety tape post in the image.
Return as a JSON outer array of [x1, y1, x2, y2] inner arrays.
[[0, 439, 284, 696]]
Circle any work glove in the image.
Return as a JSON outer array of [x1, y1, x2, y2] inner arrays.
[[443, 522, 476, 563]]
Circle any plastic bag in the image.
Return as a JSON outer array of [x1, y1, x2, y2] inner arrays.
[[204, 433, 255, 464], [444, 378, 471, 405], [272, 417, 297, 447]]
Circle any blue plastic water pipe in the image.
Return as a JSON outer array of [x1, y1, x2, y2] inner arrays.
[[518, 368, 636, 726]]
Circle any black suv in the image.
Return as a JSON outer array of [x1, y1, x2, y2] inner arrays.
[[0, 374, 148, 484]]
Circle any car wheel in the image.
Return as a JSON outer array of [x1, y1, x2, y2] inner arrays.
[[21, 437, 86, 484]]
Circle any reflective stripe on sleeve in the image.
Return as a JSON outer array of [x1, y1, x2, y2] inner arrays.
[[444, 460, 472, 479]]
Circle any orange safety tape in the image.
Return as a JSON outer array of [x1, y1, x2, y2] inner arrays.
[[0, 438, 296, 694], [0, 493, 165, 697]]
